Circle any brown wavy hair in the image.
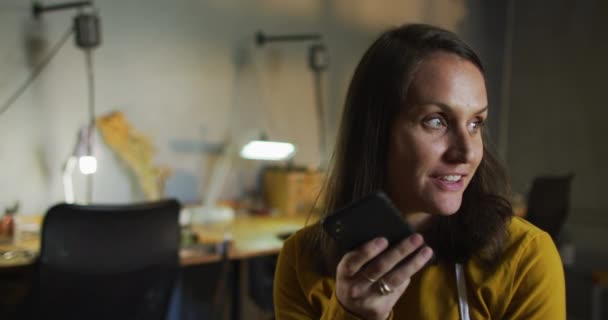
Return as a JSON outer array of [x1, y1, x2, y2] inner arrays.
[[306, 24, 513, 275]]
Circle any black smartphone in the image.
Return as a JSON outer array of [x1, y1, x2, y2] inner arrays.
[[322, 191, 415, 252]]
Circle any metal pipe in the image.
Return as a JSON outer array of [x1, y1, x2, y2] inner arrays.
[[33, 1, 92, 18], [256, 31, 321, 46]]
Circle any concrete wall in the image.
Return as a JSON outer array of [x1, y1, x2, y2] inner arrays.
[[507, 0, 608, 224], [0, 0, 470, 213], [505, 0, 608, 318], [506, 0, 608, 259]]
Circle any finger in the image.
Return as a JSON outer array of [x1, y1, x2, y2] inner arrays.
[[338, 237, 388, 279], [382, 246, 433, 288], [361, 233, 425, 281]]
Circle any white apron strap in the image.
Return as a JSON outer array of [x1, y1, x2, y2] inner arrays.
[[455, 263, 471, 320]]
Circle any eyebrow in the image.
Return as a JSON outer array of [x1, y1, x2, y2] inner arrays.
[[425, 102, 488, 115]]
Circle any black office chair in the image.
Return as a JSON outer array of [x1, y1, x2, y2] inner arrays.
[[23, 199, 181, 320], [247, 255, 278, 319], [526, 174, 574, 241]]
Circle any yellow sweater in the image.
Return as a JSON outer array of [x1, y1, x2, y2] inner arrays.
[[274, 217, 565, 319]]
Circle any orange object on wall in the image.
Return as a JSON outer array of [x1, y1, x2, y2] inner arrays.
[[263, 167, 324, 216]]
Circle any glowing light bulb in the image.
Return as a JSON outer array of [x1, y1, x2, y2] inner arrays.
[[78, 156, 97, 174], [239, 140, 295, 161]]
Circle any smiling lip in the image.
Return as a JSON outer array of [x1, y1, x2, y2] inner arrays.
[[430, 174, 467, 192]]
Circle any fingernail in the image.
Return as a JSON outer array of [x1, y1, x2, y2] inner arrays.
[[375, 237, 387, 247], [421, 246, 433, 258], [410, 234, 423, 246]]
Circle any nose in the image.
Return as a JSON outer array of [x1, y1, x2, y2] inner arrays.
[[444, 125, 477, 164]]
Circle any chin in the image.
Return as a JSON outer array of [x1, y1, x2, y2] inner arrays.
[[428, 197, 462, 216], [433, 207, 460, 216]]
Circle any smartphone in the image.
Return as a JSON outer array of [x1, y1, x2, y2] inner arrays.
[[322, 191, 414, 252]]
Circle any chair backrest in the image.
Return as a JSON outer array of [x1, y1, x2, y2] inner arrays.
[[29, 199, 180, 320], [526, 174, 574, 241], [248, 255, 277, 313]]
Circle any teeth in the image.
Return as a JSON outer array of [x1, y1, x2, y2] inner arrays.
[[440, 175, 461, 182]]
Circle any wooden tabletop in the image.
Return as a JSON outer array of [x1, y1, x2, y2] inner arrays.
[[180, 213, 312, 265], [0, 213, 312, 268]]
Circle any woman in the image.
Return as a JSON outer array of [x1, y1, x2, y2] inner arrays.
[[274, 24, 565, 319]]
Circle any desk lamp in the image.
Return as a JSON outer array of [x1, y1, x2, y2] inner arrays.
[[240, 140, 295, 161], [255, 31, 329, 168], [33, 1, 102, 203], [188, 132, 295, 224], [62, 125, 96, 203]]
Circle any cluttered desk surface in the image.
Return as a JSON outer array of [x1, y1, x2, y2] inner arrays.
[[0, 213, 312, 268], [182, 213, 312, 265]]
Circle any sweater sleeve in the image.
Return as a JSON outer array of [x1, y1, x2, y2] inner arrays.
[[504, 231, 566, 319], [274, 235, 318, 319], [274, 233, 378, 320]]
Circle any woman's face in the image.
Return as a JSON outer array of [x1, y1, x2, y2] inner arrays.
[[385, 52, 487, 217]]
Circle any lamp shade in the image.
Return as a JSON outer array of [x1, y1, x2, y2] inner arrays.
[[239, 140, 295, 161], [78, 155, 97, 174], [72, 125, 97, 174]]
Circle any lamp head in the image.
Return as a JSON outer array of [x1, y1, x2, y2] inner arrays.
[[239, 140, 295, 161], [78, 155, 97, 174], [72, 125, 97, 174]]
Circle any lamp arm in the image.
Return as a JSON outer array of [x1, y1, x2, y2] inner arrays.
[[203, 143, 237, 209], [202, 130, 261, 209], [62, 156, 78, 203], [32, 1, 93, 18], [255, 32, 321, 47]]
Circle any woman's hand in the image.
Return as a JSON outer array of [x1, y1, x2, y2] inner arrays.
[[335, 234, 433, 320]]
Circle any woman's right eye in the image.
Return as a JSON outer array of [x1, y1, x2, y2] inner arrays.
[[423, 116, 445, 129]]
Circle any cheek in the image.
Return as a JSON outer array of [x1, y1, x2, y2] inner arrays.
[[389, 133, 447, 187], [408, 135, 448, 171]]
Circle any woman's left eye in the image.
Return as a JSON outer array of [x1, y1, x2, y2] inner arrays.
[[468, 119, 485, 132]]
